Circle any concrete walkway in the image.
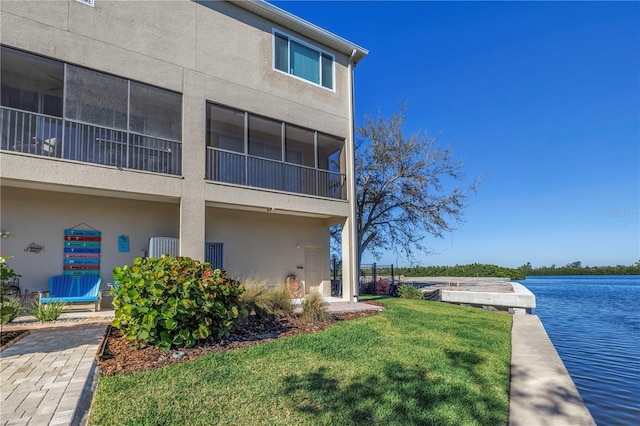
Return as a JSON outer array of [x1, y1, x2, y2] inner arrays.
[[509, 315, 595, 426], [0, 322, 107, 426]]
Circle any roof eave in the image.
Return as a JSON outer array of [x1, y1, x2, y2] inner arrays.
[[232, 0, 369, 64]]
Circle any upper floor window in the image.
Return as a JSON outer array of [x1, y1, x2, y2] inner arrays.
[[273, 31, 334, 90]]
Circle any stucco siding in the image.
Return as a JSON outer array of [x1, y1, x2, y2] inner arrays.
[[69, 0, 198, 71], [0, 187, 179, 293], [204, 183, 350, 218], [206, 207, 330, 295], [0, 155, 184, 200], [0, 0, 70, 33]]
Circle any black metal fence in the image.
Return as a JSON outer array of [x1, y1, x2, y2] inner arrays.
[[329, 260, 395, 296], [359, 263, 395, 295], [330, 256, 342, 296]]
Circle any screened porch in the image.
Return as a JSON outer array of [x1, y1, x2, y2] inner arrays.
[[0, 46, 182, 175], [205, 102, 347, 200]]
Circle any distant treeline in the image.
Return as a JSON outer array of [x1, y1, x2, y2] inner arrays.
[[396, 264, 526, 280], [394, 262, 640, 280], [519, 261, 640, 276]]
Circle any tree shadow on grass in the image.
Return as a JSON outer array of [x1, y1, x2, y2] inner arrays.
[[282, 359, 508, 426]]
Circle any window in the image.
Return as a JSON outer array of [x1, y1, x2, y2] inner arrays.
[[273, 31, 334, 90]]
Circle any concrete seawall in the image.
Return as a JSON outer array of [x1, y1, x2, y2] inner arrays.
[[405, 276, 536, 313], [441, 281, 535, 313], [510, 315, 596, 426]]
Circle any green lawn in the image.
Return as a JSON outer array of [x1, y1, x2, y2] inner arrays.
[[90, 298, 512, 426]]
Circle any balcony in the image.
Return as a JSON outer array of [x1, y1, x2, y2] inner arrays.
[[0, 107, 182, 175], [205, 147, 346, 200]]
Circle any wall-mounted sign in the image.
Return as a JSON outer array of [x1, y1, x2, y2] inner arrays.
[[64, 227, 101, 276], [75, 0, 95, 7], [118, 235, 130, 252]]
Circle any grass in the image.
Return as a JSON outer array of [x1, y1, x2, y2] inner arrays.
[[90, 297, 512, 426]]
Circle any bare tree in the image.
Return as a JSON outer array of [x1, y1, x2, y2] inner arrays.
[[345, 106, 479, 268]]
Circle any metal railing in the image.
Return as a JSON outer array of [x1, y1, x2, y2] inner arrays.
[[205, 147, 346, 200], [1, 107, 182, 175]]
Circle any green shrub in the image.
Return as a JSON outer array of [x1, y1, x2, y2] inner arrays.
[[301, 292, 331, 323], [399, 284, 423, 300], [0, 255, 22, 295], [112, 256, 247, 351], [241, 278, 295, 319], [31, 300, 66, 322], [1, 297, 22, 324]]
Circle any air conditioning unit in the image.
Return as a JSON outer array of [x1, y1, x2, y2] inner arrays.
[[148, 237, 179, 258]]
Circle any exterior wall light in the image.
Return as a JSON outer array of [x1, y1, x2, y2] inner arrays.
[[0, 231, 10, 239]]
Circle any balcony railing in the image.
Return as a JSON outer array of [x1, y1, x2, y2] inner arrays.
[[206, 147, 346, 200], [0, 107, 182, 175]]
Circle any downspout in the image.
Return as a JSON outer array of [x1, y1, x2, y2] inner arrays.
[[347, 48, 359, 302]]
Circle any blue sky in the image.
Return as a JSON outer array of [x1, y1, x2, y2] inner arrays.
[[272, 1, 640, 268]]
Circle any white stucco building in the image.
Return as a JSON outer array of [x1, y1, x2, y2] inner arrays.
[[0, 0, 367, 300]]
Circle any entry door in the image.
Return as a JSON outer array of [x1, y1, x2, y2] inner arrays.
[[304, 247, 322, 294]]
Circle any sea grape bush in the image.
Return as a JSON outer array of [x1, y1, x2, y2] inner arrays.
[[112, 256, 246, 351], [0, 297, 22, 324], [1, 256, 22, 324]]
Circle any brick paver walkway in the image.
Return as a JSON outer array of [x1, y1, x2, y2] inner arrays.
[[1, 323, 107, 426]]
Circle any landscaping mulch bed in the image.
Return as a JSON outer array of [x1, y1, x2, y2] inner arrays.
[[0, 329, 30, 352], [98, 308, 381, 376]]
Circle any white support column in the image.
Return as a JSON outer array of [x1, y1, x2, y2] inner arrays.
[[341, 217, 357, 301], [342, 51, 358, 302], [179, 69, 206, 261]]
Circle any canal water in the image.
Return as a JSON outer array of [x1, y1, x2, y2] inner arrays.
[[520, 276, 640, 426]]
